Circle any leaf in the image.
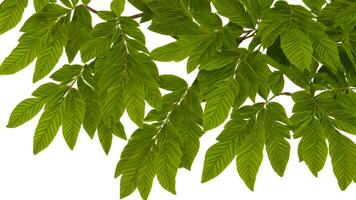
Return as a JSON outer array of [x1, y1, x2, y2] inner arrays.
[[0, 33, 41, 74], [0, 0, 28, 34], [199, 52, 237, 71], [98, 122, 113, 155], [34, 20, 68, 82], [159, 75, 188, 91], [280, 28, 313, 72], [264, 103, 291, 176], [80, 37, 111, 62], [33, 103, 62, 154], [329, 130, 356, 190], [65, 5, 92, 62], [7, 98, 45, 128], [50, 64, 82, 83], [297, 120, 328, 176], [201, 140, 238, 183], [155, 123, 182, 194], [150, 36, 200, 62], [34, 0, 50, 11], [203, 78, 239, 131], [62, 89, 86, 150], [269, 71, 284, 95], [310, 31, 342, 72], [303, 0, 326, 10], [137, 153, 156, 200], [258, 2, 290, 48], [124, 77, 145, 128], [236, 117, 264, 191], [211, 0, 253, 27], [111, 0, 125, 16]]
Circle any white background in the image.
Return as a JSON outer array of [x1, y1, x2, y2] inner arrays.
[[0, 0, 355, 199]]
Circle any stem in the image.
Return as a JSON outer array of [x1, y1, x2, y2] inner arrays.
[[240, 30, 256, 41], [83, 4, 97, 14], [265, 92, 293, 105], [129, 13, 145, 19], [83, 4, 144, 19]]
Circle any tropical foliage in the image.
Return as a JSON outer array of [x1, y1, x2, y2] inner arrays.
[[1, 0, 356, 199]]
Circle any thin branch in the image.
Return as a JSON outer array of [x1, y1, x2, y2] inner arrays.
[[83, 4, 144, 19], [240, 30, 256, 41], [129, 13, 145, 19], [83, 5, 97, 14]]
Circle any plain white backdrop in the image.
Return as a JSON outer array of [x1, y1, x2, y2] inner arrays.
[[0, 0, 355, 199]]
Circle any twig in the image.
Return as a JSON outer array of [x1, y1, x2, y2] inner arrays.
[[129, 13, 145, 19], [83, 5, 97, 14]]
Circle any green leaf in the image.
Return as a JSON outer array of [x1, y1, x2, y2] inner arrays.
[[203, 77, 239, 131], [0, 0, 28, 34], [33, 103, 62, 154], [236, 116, 264, 191], [124, 77, 145, 128], [62, 89, 85, 150], [199, 52, 237, 71], [202, 140, 238, 183], [303, 0, 326, 11], [265, 103, 291, 176], [310, 31, 343, 72], [150, 36, 200, 62], [280, 28, 313, 72], [80, 37, 111, 63], [155, 123, 182, 194], [211, 0, 253, 27], [34, 20, 68, 82], [329, 131, 356, 190], [0, 33, 41, 74], [137, 153, 156, 200], [50, 64, 82, 83], [65, 5, 92, 62], [34, 0, 50, 11], [7, 98, 45, 128], [297, 120, 328, 176], [269, 71, 284, 95], [159, 75, 188, 91], [111, 0, 125, 16], [98, 122, 113, 155]]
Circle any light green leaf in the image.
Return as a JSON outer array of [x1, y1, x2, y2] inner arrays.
[[33, 103, 62, 154], [137, 153, 156, 200], [202, 140, 238, 182], [124, 77, 145, 128], [7, 98, 45, 128], [203, 78, 239, 131], [156, 123, 182, 194], [34, 0, 50, 11], [0, 33, 41, 75], [236, 120, 264, 191], [98, 122, 113, 155], [111, 0, 125, 16], [298, 120, 327, 176], [211, 0, 253, 27], [62, 89, 85, 150], [310, 31, 343, 72], [0, 0, 28, 34], [80, 37, 111, 63], [329, 131, 356, 190], [34, 21, 68, 82], [280, 28, 313, 72]]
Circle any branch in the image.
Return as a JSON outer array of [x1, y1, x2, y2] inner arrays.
[[129, 13, 145, 19], [240, 30, 256, 41], [83, 5, 97, 14], [83, 4, 144, 19]]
